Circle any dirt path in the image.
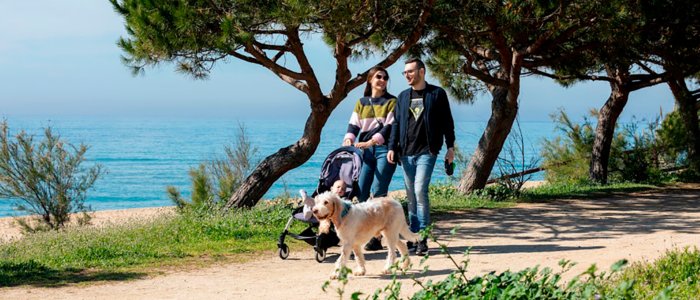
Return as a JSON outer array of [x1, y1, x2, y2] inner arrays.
[[3, 185, 700, 300]]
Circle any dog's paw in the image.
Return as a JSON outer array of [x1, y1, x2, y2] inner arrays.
[[381, 268, 393, 275], [330, 272, 340, 280], [353, 268, 366, 276]]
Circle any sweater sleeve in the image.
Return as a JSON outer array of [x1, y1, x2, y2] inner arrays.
[[344, 100, 362, 143]]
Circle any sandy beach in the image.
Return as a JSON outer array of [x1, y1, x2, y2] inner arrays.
[[0, 206, 176, 241]]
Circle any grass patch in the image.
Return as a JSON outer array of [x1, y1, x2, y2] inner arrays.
[[520, 181, 658, 202], [0, 203, 306, 287], [429, 182, 517, 214]]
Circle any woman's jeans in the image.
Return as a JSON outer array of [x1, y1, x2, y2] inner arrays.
[[400, 153, 437, 233], [358, 145, 397, 202]]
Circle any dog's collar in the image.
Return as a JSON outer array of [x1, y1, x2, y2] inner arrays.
[[340, 201, 351, 217]]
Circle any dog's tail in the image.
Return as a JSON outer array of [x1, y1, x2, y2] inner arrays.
[[399, 225, 421, 243]]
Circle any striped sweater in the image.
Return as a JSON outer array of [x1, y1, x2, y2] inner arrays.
[[344, 94, 396, 145]]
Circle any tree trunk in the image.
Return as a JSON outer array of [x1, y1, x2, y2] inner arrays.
[[668, 78, 700, 173], [589, 81, 629, 184], [457, 86, 519, 193], [224, 101, 333, 209]]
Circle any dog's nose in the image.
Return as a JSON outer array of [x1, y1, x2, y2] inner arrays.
[[312, 208, 318, 214]]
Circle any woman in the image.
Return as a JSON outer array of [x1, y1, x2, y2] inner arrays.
[[343, 66, 397, 250], [344, 66, 397, 202]]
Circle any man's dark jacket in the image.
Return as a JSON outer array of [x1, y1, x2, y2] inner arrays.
[[388, 83, 456, 156]]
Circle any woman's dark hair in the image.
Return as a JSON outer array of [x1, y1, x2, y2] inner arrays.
[[363, 66, 389, 97]]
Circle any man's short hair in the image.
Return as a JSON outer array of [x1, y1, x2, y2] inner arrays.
[[405, 58, 425, 71]]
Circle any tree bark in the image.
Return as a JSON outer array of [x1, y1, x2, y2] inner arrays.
[[668, 78, 700, 173], [224, 101, 332, 209], [589, 80, 630, 184], [457, 86, 519, 193]]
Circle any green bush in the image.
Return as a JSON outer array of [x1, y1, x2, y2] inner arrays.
[[0, 120, 105, 231], [603, 247, 700, 300], [168, 122, 257, 212], [541, 108, 599, 185], [541, 109, 676, 185]]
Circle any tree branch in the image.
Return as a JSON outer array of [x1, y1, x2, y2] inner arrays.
[[345, 0, 437, 94], [485, 16, 512, 72], [285, 27, 323, 100], [528, 68, 615, 83], [463, 62, 510, 87]]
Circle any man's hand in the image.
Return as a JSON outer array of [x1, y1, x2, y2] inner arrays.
[[445, 148, 454, 164], [343, 138, 353, 147], [387, 150, 396, 164]]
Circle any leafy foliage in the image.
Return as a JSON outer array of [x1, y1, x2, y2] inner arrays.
[[0, 120, 104, 232], [656, 110, 699, 168], [603, 247, 700, 300], [541, 109, 600, 185]]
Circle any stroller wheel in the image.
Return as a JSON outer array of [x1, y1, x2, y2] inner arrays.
[[315, 248, 326, 263], [279, 244, 290, 260]]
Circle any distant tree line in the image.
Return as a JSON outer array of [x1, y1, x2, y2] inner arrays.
[[111, 0, 700, 209]]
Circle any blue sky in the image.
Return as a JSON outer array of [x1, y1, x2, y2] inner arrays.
[[0, 1, 676, 123]]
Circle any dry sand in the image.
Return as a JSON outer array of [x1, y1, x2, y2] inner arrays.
[[2, 182, 700, 300]]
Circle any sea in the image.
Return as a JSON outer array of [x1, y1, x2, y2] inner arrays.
[[0, 116, 557, 217]]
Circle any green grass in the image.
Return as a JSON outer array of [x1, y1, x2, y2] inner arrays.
[[0, 203, 306, 287], [520, 181, 658, 202]]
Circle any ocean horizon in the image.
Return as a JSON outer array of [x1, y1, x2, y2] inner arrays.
[[0, 116, 555, 217]]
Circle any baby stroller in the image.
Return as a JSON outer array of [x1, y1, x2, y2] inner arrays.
[[278, 146, 363, 262]]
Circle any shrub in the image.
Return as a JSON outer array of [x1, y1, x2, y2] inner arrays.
[[493, 117, 541, 197], [615, 117, 663, 184], [0, 120, 104, 231], [541, 108, 599, 185], [168, 122, 257, 212], [603, 247, 700, 299]]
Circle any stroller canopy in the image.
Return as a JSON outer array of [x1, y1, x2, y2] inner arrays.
[[319, 146, 363, 196]]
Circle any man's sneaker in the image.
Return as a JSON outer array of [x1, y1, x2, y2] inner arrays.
[[415, 239, 428, 256], [364, 237, 383, 251]]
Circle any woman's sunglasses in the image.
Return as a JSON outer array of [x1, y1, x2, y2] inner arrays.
[[375, 74, 388, 80]]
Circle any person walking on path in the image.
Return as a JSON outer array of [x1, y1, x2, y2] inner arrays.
[[387, 58, 456, 256], [343, 66, 398, 251]]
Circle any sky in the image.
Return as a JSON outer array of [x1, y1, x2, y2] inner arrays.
[[0, 1, 677, 123]]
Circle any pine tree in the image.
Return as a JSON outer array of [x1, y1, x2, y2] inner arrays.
[[110, 0, 436, 209]]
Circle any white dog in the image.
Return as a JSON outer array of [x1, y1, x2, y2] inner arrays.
[[312, 191, 420, 279]]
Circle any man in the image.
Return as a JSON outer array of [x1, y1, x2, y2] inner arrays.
[[388, 58, 455, 256]]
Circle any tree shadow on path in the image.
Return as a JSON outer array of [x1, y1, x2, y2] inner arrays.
[[0, 261, 148, 288], [433, 186, 700, 253]]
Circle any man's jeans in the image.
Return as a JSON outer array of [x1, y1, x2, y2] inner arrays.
[[358, 145, 397, 202], [401, 153, 437, 233]]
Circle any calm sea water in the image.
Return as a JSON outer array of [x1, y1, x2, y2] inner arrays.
[[0, 117, 556, 216]]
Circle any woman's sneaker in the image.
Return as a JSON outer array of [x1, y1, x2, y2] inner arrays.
[[406, 241, 416, 252], [415, 239, 428, 256], [364, 237, 383, 251]]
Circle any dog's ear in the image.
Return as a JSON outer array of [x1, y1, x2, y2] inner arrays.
[[319, 218, 331, 234], [329, 193, 343, 228]]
